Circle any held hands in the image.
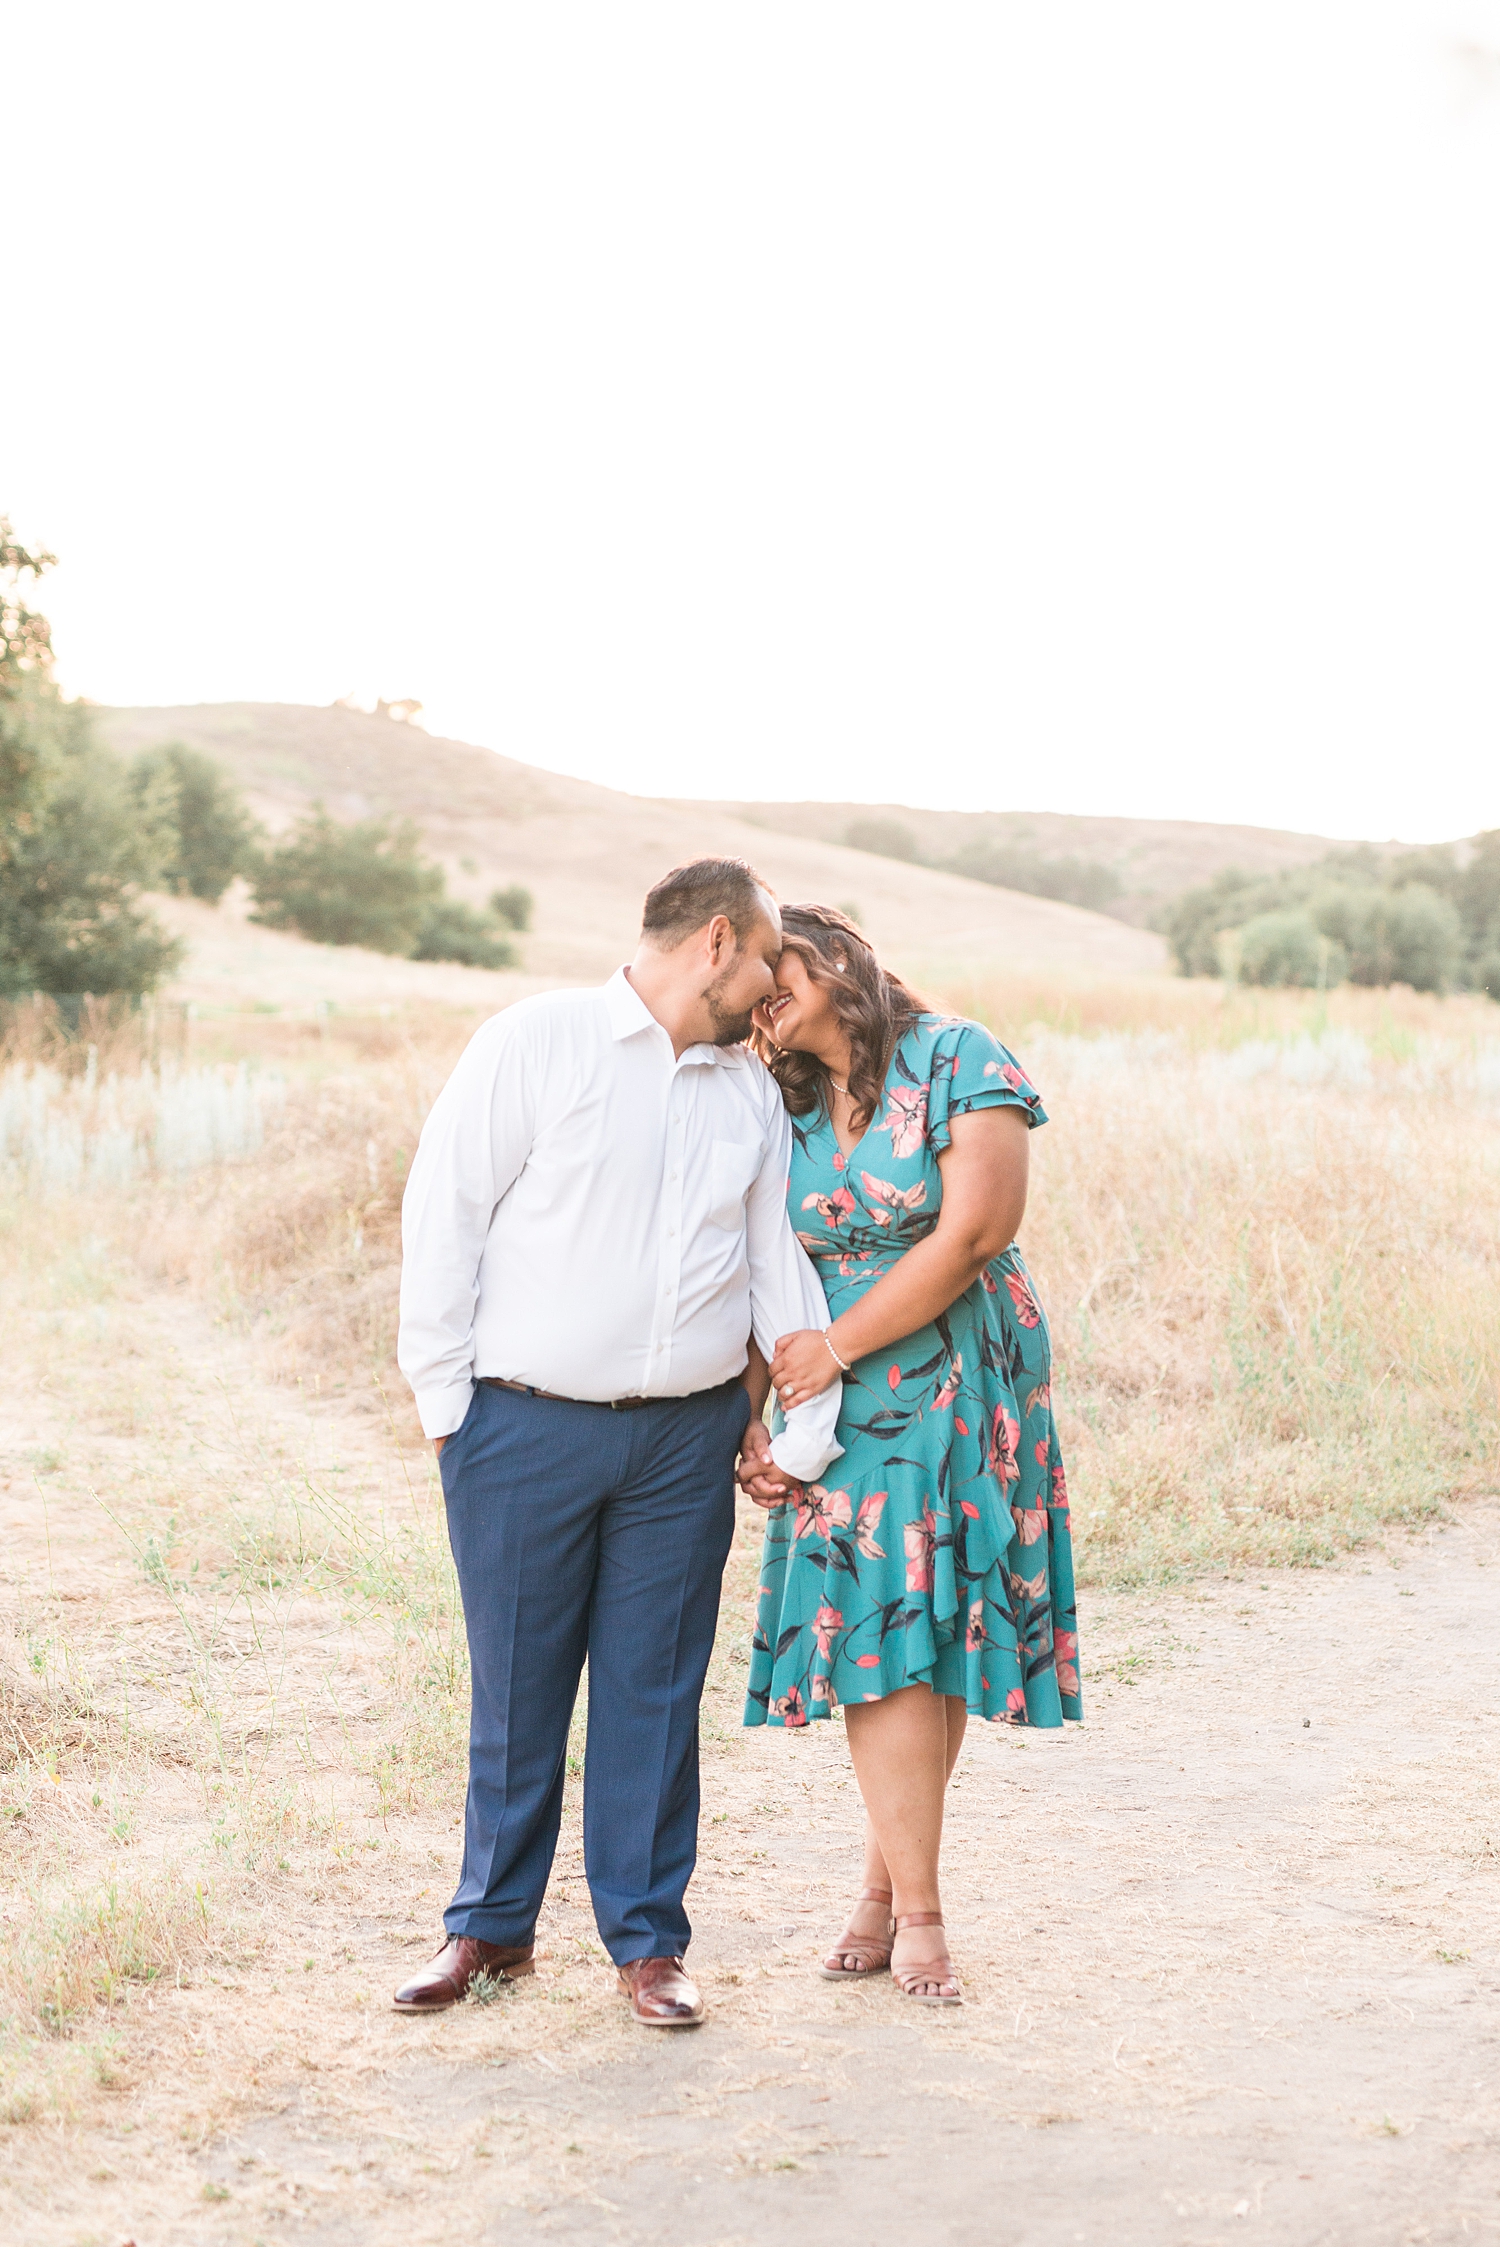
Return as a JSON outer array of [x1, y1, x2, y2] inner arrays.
[[769, 1328, 843, 1413], [737, 1417, 801, 1511]]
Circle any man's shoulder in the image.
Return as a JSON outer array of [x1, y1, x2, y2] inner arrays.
[[717, 1044, 785, 1124], [467, 984, 610, 1049]]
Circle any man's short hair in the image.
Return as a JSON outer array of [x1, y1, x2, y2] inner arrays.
[[640, 857, 776, 947]]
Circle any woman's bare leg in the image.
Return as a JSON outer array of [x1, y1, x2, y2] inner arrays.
[[836, 1688, 968, 1995]]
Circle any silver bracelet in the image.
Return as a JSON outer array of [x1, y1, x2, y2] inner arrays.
[[823, 1334, 852, 1374]]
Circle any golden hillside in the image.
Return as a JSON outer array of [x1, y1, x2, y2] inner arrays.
[[96, 702, 1167, 991]]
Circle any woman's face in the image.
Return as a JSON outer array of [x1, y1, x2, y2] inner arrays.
[[753, 947, 840, 1051]]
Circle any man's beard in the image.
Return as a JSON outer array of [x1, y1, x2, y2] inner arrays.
[[701, 964, 755, 1046]]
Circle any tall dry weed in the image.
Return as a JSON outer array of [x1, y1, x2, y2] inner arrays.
[[1018, 1027, 1500, 1577]]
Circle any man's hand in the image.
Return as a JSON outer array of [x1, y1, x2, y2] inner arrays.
[[433, 1436, 446, 1457], [737, 1416, 799, 1510], [768, 1328, 842, 1412]]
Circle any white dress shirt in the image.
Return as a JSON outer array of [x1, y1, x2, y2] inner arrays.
[[397, 968, 844, 1483]]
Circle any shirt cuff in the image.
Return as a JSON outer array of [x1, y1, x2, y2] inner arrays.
[[413, 1377, 475, 1440], [769, 1424, 844, 1484]]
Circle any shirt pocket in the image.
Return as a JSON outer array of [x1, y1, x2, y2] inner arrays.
[[707, 1135, 762, 1231]]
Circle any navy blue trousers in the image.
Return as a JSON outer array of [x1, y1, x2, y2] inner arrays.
[[438, 1376, 746, 1964]]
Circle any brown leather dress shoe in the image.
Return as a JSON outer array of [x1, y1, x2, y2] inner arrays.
[[393, 1935, 535, 2012], [617, 1954, 704, 2028]]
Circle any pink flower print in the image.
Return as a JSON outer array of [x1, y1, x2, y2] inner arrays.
[[775, 1685, 808, 1728], [965, 1598, 986, 1652], [1023, 1380, 1051, 1417], [1034, 1439, 1049, 1467], [1005, 1686, 1028, 1721], [1055, 1629, 1080, 1699], [795, 1230, 823, 1252], [812, 1603, 844, 1658], [987, 1404, 1021, 1485], [933, 1353, 962, 1410], [811, 1673, 837, 1708], [855, 1653, 881, 1669], [793, 1485, 853, 1542], [880, 1083, 928, 1158], [979, 1267, 998, 1294], [1010, 1565, 1047, 1601], [1011, 1505, 1047, 1546], [853, 1492, 888, 1559], [1051, 1459, 1070, 1519], [904, 1504, 937, 1593], [832, 1151, 846, 1172], [985, 1058, 1035, 1100], [859, 1171, 928, 1229], [959, 1499, 980, 1519], [954, 1415, 970, 1436], [802, 1186, 856, 1231], [1004, 1269, 1042, 1328], [887, 1363, 902, 1392]]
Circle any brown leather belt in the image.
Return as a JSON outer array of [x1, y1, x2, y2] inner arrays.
[[480, 1376, 655, 1413]]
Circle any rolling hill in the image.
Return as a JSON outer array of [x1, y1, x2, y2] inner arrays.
[[95, 702, 1169, 995], [717, 800, 1399, 924]]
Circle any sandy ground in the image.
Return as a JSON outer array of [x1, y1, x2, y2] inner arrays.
[[2, 1290, 1497, 2247]]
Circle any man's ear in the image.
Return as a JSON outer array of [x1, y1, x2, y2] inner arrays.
[[705, 913, 734, 964]]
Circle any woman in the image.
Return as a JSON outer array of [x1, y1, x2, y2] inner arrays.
[[739, 905, 1080, 2006]]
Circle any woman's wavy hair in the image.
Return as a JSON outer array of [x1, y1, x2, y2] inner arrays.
[[750, 903, 926, 1130]]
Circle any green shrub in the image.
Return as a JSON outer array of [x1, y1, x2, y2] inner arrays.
[[0, 684, 183, 997], [250, 807, 442, 953], [948, 840, 1123, 913], [0, 522, 180, 999], [130, 743, 259, 904], [488, 882, 534, 932], [1313, 881, 1462, 993], [411, 900, 518, 968], [1233, 908, 1345, 988]]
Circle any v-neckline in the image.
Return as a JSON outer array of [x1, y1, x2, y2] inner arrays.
[[821, 1095, 877, 1166]]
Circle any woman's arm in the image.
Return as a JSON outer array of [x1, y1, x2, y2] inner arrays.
[[768, 1105, 1031, 1405]]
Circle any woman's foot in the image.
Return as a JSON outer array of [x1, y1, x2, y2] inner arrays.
[[890, 1912, 962, 2004], [819, 1885, 894, 1978]]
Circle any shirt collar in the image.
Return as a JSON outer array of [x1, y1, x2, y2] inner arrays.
[[602, 967, 747, 1068]]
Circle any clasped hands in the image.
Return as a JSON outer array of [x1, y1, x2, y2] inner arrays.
[[738, 1327, 843, 1510]]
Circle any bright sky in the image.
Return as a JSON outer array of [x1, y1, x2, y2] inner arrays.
[[5, 2, 1500, 842]]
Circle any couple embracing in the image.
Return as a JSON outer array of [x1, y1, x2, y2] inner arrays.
[[394, 857, 1080, 2025]]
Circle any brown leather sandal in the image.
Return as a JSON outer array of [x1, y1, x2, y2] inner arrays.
[[891, 1911, 963, 2005], [819, 1885, 894, 1979]]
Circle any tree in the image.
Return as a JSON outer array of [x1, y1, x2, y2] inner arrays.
[[250, 807, 443, 952], [1235, 909, 1345, 988], [1163, 868, 1266, 976], [411, 900, 518, 968], [0, 685, 184, 997], [131, 742, 259, 904], [489, 882, 534, 932], [1313, 882, 1462, 993], [0, 518, 56, 692], [948, 839, 1123, 914], [1, 526, 182, 999]]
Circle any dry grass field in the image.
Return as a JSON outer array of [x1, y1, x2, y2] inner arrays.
[[2, 954, 1498, 2245]]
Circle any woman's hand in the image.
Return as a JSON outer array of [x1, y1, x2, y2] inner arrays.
[[769, 1329, 843, 1411], [738, 1416, 800, 1509]]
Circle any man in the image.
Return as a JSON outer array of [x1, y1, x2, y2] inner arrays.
[[393, 858, 841, 2027]]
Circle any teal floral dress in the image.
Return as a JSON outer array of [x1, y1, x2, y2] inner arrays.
[[745, 1015, 1081, 1731]]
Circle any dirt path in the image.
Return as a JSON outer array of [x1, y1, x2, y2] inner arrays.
[[3, 1287, 1498, 2246]]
